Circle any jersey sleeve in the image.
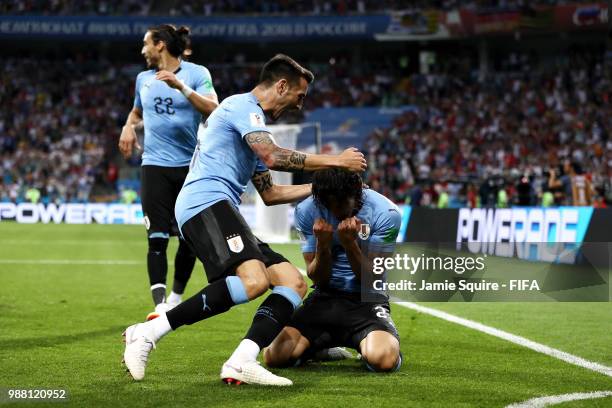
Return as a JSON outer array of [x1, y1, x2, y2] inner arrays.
[[368, 208, 402, 253], [194, 66, 216, 96], [231, 105, 269, 139], [295, 202, 316, 253], [133, 74, 143, 110]]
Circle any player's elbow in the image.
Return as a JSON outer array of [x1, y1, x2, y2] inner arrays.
[[260, 153, 277, 170], [259, 187, 280, 206]]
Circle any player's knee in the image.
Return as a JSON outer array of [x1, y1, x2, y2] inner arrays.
[[290, 275, 308, 298], [362, 346, 400, 372], [237, 264, 269, 299]]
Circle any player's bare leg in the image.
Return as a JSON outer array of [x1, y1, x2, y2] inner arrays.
[[264, 327, 310, 367], [359, 331, 401, 372], [267, 262, 308, 298]]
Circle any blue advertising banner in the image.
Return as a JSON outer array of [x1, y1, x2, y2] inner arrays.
[[0, 15, 391, 41]]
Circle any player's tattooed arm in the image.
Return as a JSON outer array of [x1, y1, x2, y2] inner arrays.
[[251, 170, 274, 194], [251, 169, 312, 206], [245, 131, 367, 172], [245, 132, 306, 171]]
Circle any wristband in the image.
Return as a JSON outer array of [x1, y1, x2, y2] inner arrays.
[[181, 85, 193, 98]]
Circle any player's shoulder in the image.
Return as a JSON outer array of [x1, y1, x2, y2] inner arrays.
[[222, 92, 262, 113], [363, 189, 401, 226], [296, 196, 315, 211], [181, 61, 210, 74], [364, 189, 400, 212], [136, 69, 155, 79], [295, 196, 316, 221], [135, 69, 155, 84]]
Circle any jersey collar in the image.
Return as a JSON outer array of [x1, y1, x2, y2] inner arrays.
[[155, 60, 182, 74], [249, 91, 264, 110]]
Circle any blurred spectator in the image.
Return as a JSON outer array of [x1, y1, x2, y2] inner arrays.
[[1, 0, 600, 16], [364, 51, 611, 207]]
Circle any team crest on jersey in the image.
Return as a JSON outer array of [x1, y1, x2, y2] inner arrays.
[[358, 224, 371, 240], [226, 234, 244, 253], [250, 113, 265, 127]]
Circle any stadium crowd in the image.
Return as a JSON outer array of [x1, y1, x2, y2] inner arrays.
[[1, 0, 600, 15], [0, 57, 132, 203], [1, 50, 609, 207], [0, 54, 405, 203], [364, 52, 611, 207]]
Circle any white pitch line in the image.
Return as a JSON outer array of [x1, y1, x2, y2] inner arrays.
[[297, 266, 611, 378], [0, 259, 142, 265], [396, 302, 612, 378], [0, 239, 142, 245], [506, 391, 612, 407]]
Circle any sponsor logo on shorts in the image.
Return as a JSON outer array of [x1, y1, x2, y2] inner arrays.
[[226, 234, 244, 253], [358, 224, 371, 240], [144, 215, 150, 230]]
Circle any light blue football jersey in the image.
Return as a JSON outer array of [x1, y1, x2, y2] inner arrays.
[[134, 60, 216, 167], [295, 189, 401, 293], [175, 92, 269, 230]]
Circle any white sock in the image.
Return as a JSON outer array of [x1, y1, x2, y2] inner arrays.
[[148, 312, 172, 342], [228, 339, 260, 364], [167, 291, 182, 305]]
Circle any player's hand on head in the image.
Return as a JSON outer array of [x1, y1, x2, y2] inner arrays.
[[313, 218, 334, 248], [119, 124, 141, 159], [338, 147, 367, 172], [337, 216, 360, 247], [155, 70, 182, 90]]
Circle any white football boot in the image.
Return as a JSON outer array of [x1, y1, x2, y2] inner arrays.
[[122, 323, 156, 381], [220, 361, 292, 386]]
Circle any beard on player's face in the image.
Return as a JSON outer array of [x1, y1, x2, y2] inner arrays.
[[144, 53, 159, 69]]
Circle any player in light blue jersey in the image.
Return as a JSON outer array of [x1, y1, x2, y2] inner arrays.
[[264, 169, 403, 373], [123, 54, 367, 386], [118, 24, 218, 320]]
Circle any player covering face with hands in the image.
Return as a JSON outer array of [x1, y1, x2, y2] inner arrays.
[[122, 54, 366, 386], [265, 169, 402, 373]]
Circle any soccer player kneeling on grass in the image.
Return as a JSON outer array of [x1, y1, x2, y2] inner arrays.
[[264, 169, 403, 373]]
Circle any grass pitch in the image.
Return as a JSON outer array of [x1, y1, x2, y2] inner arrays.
[[0, 223, 611, 407]]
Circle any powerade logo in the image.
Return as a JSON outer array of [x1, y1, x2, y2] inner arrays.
[[0, 203, 144, 224], [456, 207, 594, 264]]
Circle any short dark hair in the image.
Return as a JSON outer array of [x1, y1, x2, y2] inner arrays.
[[148, 24, 192, 58], [259, 54, 314, 86], [312, 169, 364, 213], [571, 161, 583, 175]]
